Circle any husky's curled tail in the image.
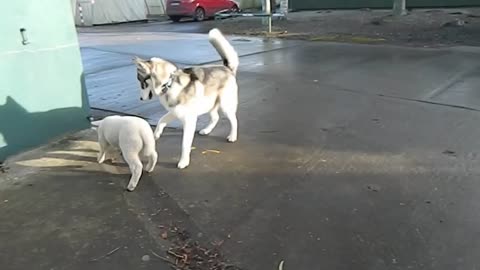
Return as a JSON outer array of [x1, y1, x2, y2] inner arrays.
[[208, 28, 239, 75]]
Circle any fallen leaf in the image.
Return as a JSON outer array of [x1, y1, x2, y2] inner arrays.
[[201, 149, 221, 154], [161, 231, 168, 239]]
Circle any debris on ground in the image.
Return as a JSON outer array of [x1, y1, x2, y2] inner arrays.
[[153, 225, 241, 270], [442, 19, 468, 27], [89, 246, 122, 262], [366, 184, 381, 192], [442, 150, 457, 157], [370, 18, 384, 25], [200, 8, 480, 47], [0, 163, 8, 173], [202, 149, 221, 155]]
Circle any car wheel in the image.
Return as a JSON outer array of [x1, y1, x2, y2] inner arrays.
[[169, 16, 181, 22], [194, 7, 205, 21], [231, 4, 239, 13]]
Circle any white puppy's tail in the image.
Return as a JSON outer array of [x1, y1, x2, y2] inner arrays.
[[209, 28, 239, 75], [90, 119, 103, 130]]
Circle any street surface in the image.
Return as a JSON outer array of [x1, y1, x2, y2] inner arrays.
[[2, 20, 480, 270]]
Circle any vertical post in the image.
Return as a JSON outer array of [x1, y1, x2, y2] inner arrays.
[[265, 0, 272, 33], [393, 0, 407, 16]]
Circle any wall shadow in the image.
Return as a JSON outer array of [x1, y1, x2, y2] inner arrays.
[[0, 74, 90, 161]]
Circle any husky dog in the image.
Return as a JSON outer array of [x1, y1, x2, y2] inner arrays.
[[133, 28, 239, 169], [96, 115, 158, 191]]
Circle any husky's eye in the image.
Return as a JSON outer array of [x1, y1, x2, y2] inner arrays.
[[137, 74, 151, 89]]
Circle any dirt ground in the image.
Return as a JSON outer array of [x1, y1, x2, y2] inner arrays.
[[200, 8, 480, 47]]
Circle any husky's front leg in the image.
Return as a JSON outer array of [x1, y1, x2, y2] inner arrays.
[[154, 112, 176, 140], [177, 115, 197, 169]]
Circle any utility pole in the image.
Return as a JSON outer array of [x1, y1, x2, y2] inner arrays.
[[262, 0, 272, 33], [393, 0, 407, 16], [270, 0, 275, 13]]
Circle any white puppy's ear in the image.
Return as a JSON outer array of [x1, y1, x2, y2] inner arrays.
[[133, 56, 151, 72]]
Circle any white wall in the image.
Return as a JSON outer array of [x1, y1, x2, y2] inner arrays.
[[145, 0, 166, 15], [72, 0, 146, 26]]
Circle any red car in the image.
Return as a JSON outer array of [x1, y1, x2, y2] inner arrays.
[[166, 0, 239, 22]]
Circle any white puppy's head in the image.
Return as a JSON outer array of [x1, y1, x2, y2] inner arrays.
[[133, 57, 177, 101]]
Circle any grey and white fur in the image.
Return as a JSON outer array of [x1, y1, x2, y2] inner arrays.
[[96, 115, 158, 191], [133, 28, 239, 169]]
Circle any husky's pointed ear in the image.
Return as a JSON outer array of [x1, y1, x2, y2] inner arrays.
[[193, 80, 205, 96], [133, 56, 151, 72], [133, 56, 143, 64]]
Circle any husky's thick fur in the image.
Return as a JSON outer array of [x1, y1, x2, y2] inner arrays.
[[133, 28, 239, 169], [97, 116, 158, 191]]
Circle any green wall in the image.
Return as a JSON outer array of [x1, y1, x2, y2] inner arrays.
[[291, 0, 480, 10], [0, 0, 90, 161]]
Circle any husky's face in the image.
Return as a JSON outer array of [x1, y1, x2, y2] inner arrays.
[[136, 72, 153, 101], [133, 57, 177, 101]]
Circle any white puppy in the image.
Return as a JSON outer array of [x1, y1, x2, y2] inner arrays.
[[96, 115, 158, 191]]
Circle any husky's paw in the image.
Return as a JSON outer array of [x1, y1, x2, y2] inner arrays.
[[154, 131, 162, 140], [177, 158, 190, 169], [146, 165, 155, 173], [126, 183, 136, 192], [199, 128, 212, 136], [227, 135, 237, 143]]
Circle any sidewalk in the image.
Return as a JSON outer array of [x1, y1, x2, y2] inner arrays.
[[201, 8, 480, 47], [0, 130, 239, 270], [3, 31, 480, 269]]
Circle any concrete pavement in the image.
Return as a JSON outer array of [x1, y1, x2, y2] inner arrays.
[[2, 25, 480, 270]]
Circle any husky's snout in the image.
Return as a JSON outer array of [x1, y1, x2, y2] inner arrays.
[[140, 91, 153, 101]]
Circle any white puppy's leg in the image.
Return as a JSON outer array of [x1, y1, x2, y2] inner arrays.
[[124, 151, 143, 191], [199, 106, 219, 135], [154, 112, 176, 140], [98, 150, 106, 164], [109, 149, 121, 164], [145, 151, 158, 173], [177, 115, 197, 169], [97, 135, 107, 163]]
